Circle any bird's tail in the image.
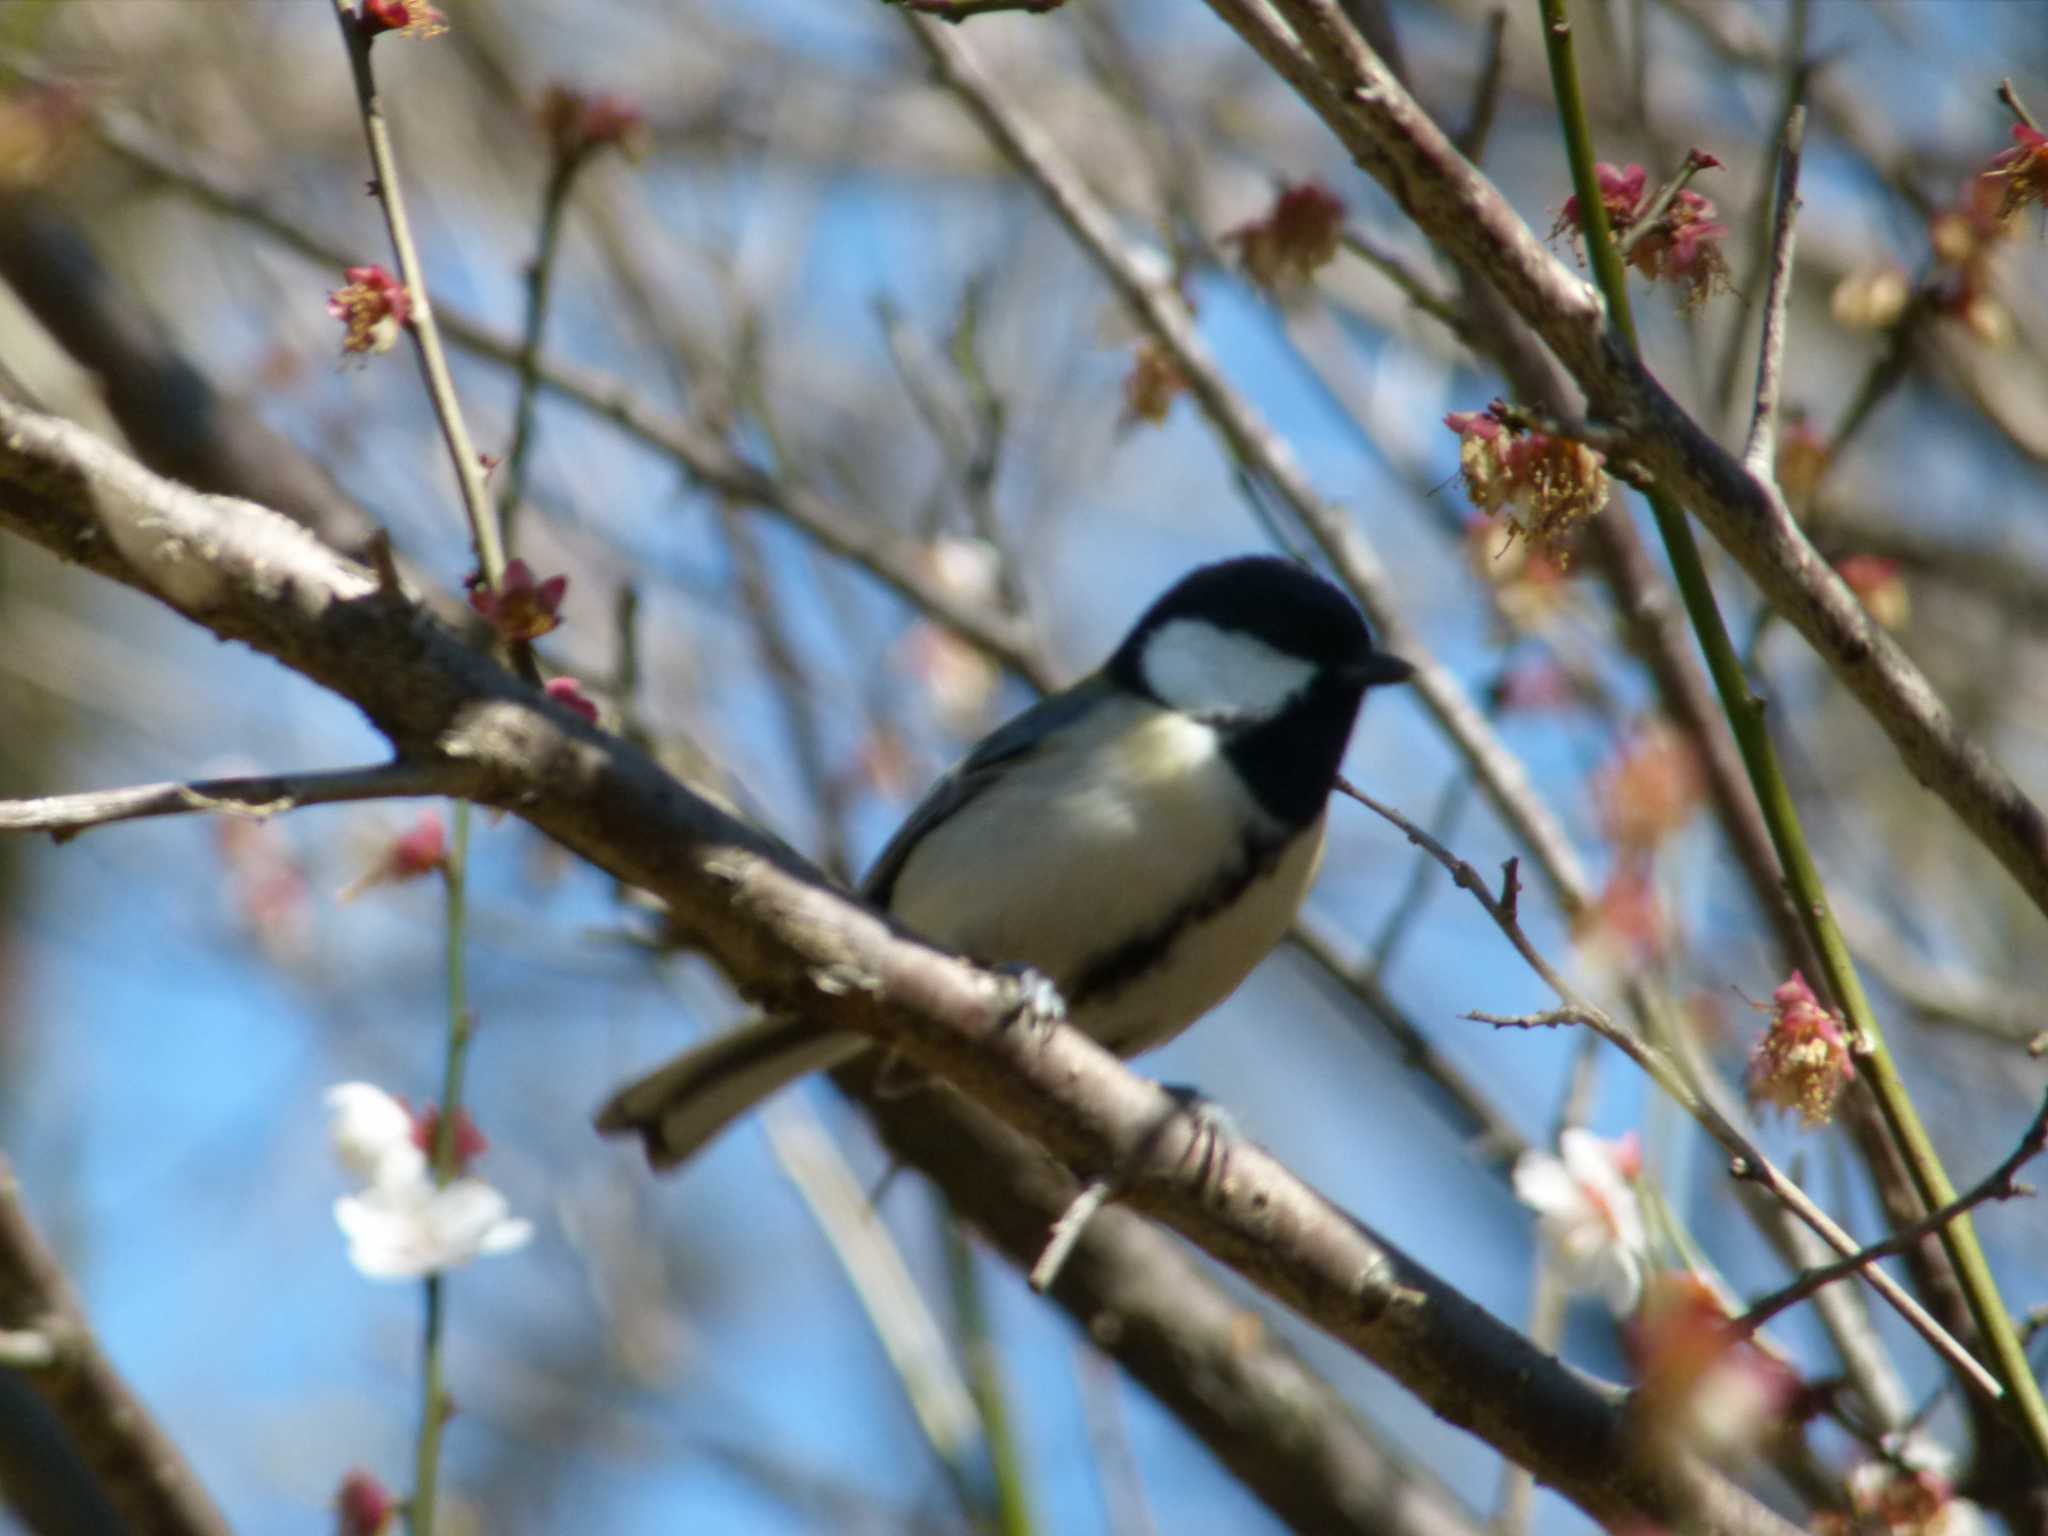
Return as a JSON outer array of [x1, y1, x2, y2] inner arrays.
[[595, 1016, 868, 1170]]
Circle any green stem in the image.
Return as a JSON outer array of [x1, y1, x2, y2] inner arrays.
[[1537, 0, 2048, 1469], [943, 1212, 1036, 1536], [412, 801, 475, 1536], [411, 1275, 446, 1536]]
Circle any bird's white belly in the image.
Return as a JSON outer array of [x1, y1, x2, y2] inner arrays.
[[884, 703, 1324, 1056]]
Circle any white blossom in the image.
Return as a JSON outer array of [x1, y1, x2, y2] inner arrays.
[[328, 1082, 428, 1190], [334, 1177, 532, 1282], [1512, 1128, 1647, 1314], [326, 1082, 530, 1281]]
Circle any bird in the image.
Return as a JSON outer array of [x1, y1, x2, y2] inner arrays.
[[597, 554, 1414, 1169]]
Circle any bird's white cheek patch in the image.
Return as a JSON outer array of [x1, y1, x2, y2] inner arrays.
[[1141, 618, 1318, 720]]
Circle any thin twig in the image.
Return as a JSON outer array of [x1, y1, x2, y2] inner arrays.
[[1337, 229, 1467, 332], [327, 6, 507, 596], [1453, 9, 1509, 162], [500, 145, 596, 546], [1339, 780, 2004, 1405], [0, 761, 465, 842], [1735, 1091, 2048, 1337], [1743, 105, 1807, 474], [1030, 1180, 1114, 1292]]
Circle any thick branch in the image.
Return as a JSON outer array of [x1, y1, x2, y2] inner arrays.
[[0, 1159, 231, 1536], [0, 399, 1798, 1534]]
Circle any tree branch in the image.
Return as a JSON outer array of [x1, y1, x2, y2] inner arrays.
[[1338, 779, 2003, 1406], [1735, 1090, 2048, 1337], [1203, 0, 2048, 932], [1743, 106, 1806, 474], [0, 1158, 232, 1536], [0, 761, 467, 842], [0, 397, 1801, 1534]]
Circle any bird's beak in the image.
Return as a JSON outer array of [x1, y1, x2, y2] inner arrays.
[[1348, 653, 1416, 688]]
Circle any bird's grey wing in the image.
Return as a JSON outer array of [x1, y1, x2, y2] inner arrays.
[[860, 674, 1110, 908]]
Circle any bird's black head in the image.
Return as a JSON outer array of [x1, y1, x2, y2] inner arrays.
[[1107, 556, 1412, 825]]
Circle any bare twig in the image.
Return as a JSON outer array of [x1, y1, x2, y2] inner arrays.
[[1743, 106, 1807, 474], [1453, 9, 1509, 162], [1029, 1179, 1114, 1292], [0, 1158, 232, 1536], [1337, 779, 2004, 1405], [500, 136, 601, 546], [0, 761, 467, 842], [327, 5, 506, 594], [1337, 229, 1466, 331], [1735, 1091, 2048, 1336]]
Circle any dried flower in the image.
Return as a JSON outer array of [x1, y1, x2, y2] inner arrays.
[[1512, 1129, 1648, 1314], [1813, 1454, 1989, 1536], [1633, 189, 1731, 310], [357, 0, 447, 39], [1832, 264, 1912, 331], [1747, 971, 1856, 1128], [336, 809, 446, 903], [335, 1468, 397, 1536], [1835, 554, 1909, 630], [327, 265, 412, 356], [544, 675, 600, 723], [1597, 721, 1704, 853], [1928, 176, 2016, 345], [538, 85, 650, 163], [1227, 182, 1346, 297], [1554, 156, 1730, 309], [1465, 514, 1574, 629], [1774, 410, 1829, 514], [468, 558, 567, 642], [1122, 339, 1187, 426], [1446, 404, 1610, 555], [1556, 161, 1649, 234], [1626, 1272, 1799, 1459], [1983, 122, 2048, 223], [1576, 860, 1671, 974]]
